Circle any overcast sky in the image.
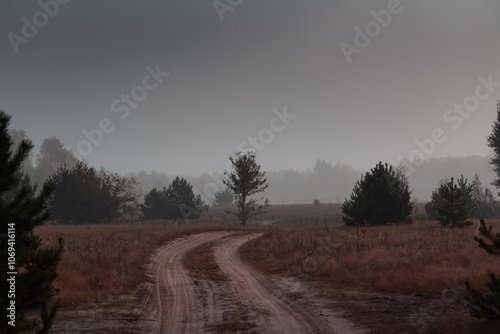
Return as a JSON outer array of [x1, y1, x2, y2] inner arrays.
[[1, 0, 499, 176]]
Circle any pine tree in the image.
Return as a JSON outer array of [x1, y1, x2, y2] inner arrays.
[[141, 187, 175, 220], [487, 101, 500, 188], [342, 162, 413, 226], [48, 163, 138, 224], [141, 178, 203, 221], [213, 188, 234, 207], [166, 176, 202, 220], [223, 151, 268, 226], [464, 219, 500, 320], [0, 111, 63, 333], [471, 173, 499, 219], [437, 177, 473, 228]]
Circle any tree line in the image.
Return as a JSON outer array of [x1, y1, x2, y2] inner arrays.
[[2, 97, 500, 332]]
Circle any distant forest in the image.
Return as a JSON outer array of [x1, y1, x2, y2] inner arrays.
[[12, 130, 496, 204]]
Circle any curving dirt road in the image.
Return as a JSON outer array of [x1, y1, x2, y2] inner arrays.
[[136, 232, 366, 334]]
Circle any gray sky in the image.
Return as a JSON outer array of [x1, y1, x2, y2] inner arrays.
[[1, 0, 499, 176]]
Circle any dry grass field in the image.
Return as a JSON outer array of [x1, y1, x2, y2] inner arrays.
[[35, 204, 499, 333], [240, 220, 500, 294], [236, 205, 500, 333], [35, 221, 249, 308]]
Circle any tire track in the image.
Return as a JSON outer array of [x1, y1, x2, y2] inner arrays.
[[136, 231, 235, 334], [215, 234, 334, 333], [136, 231, 363, 333]]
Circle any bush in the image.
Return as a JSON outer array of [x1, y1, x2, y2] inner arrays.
[[342, 162, 413, 226]]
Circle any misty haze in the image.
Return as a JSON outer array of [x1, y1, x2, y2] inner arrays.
[[1, 1, 500, 333]]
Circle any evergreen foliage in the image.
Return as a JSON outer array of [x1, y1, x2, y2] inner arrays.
[[223, 151, 268, 226], [48, 162, 138, 224], [464, 219, 500, 320], [167, 176, 203, 219], [213, 188, 234, 207], [487, 101, 500, 189], [140, 177, 203, 220], [426, 174, 498, 219], [342, 162, 413, 226], [436, 177, 473, 228], [140, 187, 176, 220], [0, 111, 63, 333]]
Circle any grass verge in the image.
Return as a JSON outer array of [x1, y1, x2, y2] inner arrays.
[[238, 219, 500, 334], [182, 240, 229, 281], [35, 223, 250, 307]]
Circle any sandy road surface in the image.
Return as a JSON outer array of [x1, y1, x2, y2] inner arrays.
[[215, 234, 334, 333], [136, 232, 365, 334], [136, 231, 235, 333]]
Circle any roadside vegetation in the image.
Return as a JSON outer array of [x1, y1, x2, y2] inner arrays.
[[182, 239, 230, 282], [239, 217, 500, 333], [35, 222, 247, 307]]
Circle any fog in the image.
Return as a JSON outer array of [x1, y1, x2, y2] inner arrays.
[[1, 0, 500, 201]]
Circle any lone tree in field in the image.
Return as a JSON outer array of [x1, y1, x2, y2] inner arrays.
[[342, 162, 413, 226], [0, 110, 63, 333], [223, 151, 268, 226], [465, 219, 500, 320]]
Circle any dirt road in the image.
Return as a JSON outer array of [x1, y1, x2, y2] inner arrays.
[[136, 232, 366, 334]]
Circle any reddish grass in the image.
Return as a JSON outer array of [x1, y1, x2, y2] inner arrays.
[[35, 204, 499, 333], [35, 222, 250, 307], [182, 240, 230, 282], [239, 217, 500, 333], [239, 220, 500, 294]]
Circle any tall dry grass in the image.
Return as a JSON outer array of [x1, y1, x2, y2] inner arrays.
[[239, 219, 500, 294], [35, 222, 249, 307]]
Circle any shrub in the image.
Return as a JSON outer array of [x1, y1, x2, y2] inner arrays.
[[342, 162, 413, 226]]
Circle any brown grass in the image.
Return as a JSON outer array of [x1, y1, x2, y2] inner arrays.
[[204, 203, 345, 227], [239, 220, 500, 294], [35, 222, 250, 307], [182, 240, 230, 282], [35, 204, 500, 333], [238, 217, 500, 333]]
